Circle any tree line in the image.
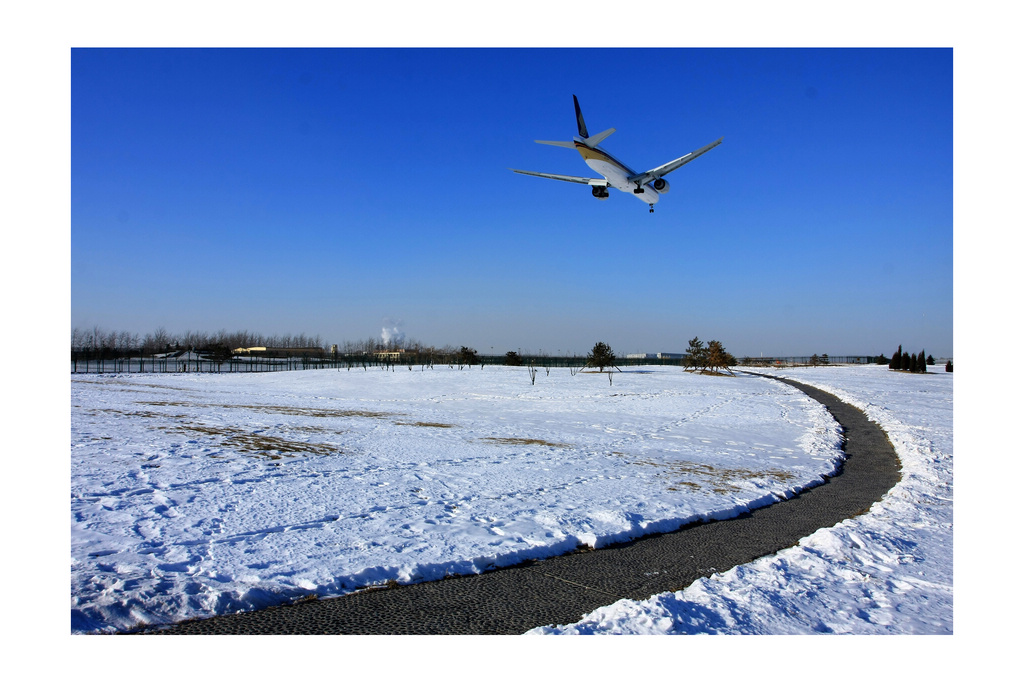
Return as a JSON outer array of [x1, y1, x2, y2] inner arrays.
[[69, 326, 496, 368], [71, 326, 326, 356], [69, 326, 459, 357], [71, 327, 746, 376], [887, 344, 937, 373]]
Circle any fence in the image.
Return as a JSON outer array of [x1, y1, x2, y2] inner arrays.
[[71, 354, 346, 374], [738, 356, 881, 367], [70, 351, 885, 375]]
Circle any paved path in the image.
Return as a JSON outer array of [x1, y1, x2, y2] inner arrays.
[[143, 376, 901, 635]]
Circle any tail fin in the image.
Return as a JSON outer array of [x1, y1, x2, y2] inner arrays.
[[573, 95, 589, 138], [535, 96, 614, 148]]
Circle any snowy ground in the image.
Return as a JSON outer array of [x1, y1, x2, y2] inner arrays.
[[71, 365, 845, 633], [529, 364, 953, 634]]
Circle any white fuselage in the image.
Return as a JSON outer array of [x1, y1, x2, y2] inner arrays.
[[575, 138, 660, 205]]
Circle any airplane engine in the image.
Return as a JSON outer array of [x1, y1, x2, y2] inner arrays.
[[592, 186, 610, 200], [652, 178, 670, 193]]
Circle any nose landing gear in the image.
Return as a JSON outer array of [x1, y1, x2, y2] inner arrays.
[[649, 204, 655, 213]]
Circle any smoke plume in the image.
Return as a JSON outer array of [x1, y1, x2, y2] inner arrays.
[[381, 319, 406, 347]]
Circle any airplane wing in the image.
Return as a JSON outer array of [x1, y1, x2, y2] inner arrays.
[[628, 137, 723, 186], [510, 169, 608, 186]]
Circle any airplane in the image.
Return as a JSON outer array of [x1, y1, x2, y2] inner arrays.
[[511, 95, 722, 213]]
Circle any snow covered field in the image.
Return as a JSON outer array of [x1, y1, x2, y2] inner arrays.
[[71, 365, 845, 633], [530, 364, 953, 634]]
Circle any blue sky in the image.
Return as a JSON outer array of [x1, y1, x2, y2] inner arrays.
[[71, 48, 952, 357]]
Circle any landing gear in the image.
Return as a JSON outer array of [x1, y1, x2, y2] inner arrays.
[[649, 204, 655, 213]]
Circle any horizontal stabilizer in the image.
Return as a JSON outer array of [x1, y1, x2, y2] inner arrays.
[[535, 139, 577, 148], [583, 127, 615, 147]]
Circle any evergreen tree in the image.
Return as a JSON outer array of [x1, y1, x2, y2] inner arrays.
[[927, 354, 935, 366], [456, 346, 479, 366], [504, 351, 522, 366], [586, 342, 616, 372], [946, 360, 953, 372], [684, 337, 706, 372], [890, 344, 902, 370], [910, 352, 919, 373], [901, 351, 911, 371], [918, 350, 927, 373], [706, 340, 732, 374]]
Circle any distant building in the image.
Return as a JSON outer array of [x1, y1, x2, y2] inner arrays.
[[625, 352, 683, 360], [232, 347, 324, 358]]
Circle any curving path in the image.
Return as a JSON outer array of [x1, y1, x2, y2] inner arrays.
[[142, 376, 901, 635]]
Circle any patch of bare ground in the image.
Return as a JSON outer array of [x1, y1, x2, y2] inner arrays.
[[138, 401, 398, 420], [154, 423, 341, 458], [88, 407, 190, 420], [632, 456, 796, 494], [480, 437, 572, 448]]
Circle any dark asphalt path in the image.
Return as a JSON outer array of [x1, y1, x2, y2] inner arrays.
[[142, 375, 901, 635]]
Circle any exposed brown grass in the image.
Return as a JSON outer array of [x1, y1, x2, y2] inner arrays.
[[88, 407, 190, 420], [666, 481, 702, 492], [155, 423, 340, 458], [139, 400, 398, 420], [633, 456, 796, 494], [480, 437, 572, 448]]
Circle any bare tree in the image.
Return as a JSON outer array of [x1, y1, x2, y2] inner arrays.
[[117, 330, 138, 351]]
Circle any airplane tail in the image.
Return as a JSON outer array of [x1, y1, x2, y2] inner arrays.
[[535, 95, 615, 149], [573, 95, 589, 138]]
